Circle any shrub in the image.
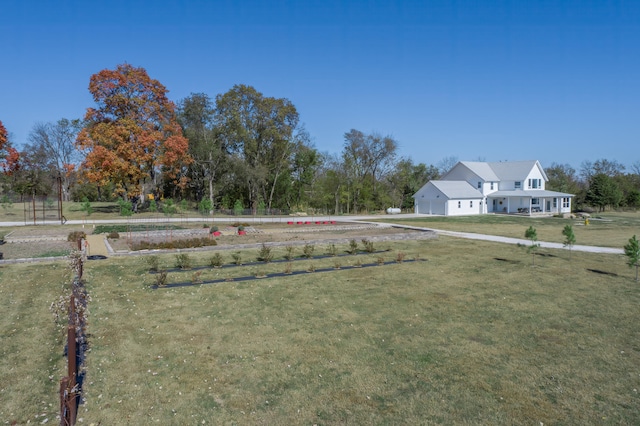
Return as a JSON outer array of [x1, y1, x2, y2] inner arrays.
[[210, 225, 219, 233], [129, 237, 216, 251], [107, 231, 120, 239], [117, 199, 133, 216], [284, 262, 293, 274], [155, 270, 168, 287], [348, 239, 359, 255], [209, 253, 223, 268], [307, 263, 316, 272], [232, 252, 242, 265], [303, 243, 315, 258], [377, 256, 385, 265], [146, 255, 160, 272], [396, 252, 406, 263], [175, 253, 193, 270], [284, 245, 294, 261], [362, 239, 375, 253], [258, 243, 273, 263], [67, 231, 87, 242], [326, 244, 337, 257], [191, 271, 203, 284]]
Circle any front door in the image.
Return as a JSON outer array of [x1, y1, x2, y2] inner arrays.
[[546, 200, 551, 212]]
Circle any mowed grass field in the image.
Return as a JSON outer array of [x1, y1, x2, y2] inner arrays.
[[1, 236, 639, 424], [378, 211, 640, 248]]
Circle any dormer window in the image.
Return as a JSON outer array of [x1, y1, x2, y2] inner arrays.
[[515, 181, 522, 189], [490, 182, 494, 190], [477, 181, 481, 189]]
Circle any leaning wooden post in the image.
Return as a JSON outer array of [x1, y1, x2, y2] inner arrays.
[[67, 294, 78, 425]]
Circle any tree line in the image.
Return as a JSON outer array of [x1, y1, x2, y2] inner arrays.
[[1, 63, 639, 214]]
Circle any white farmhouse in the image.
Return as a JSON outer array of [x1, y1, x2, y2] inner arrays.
[[413, 160, 573, 216]]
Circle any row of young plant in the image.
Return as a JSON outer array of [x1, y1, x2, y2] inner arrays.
[[523, 224, 640, 281], [148, 239, 379, 272], [147, 239, 413, 287]]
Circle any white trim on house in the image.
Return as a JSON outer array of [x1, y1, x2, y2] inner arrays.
[[413, 160, 574, 216]]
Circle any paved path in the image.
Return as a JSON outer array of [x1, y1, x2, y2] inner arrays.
[[0, 213, 625, 256], [84, 234, 110, 257]]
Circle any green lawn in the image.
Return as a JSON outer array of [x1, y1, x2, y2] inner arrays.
[[2, 237, 639, 424], [378, 212, 640, 248]]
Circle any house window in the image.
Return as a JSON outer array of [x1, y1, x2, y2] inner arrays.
[[490, 182, 494, 190], [477, 181, 481, 189], [470, 201, 473, 208], [562, 197, 570, 208], [532, 198, 539, 205], [553, 198, 557, 208], [458, 201, 461, 208], [515, 181, 521, 189]]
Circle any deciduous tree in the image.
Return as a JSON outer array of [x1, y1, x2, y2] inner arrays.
[[76, 64, 191, 208], [214, 84, 299, 212], [29, 118, 83, 201], [177, 93, 227, 209]]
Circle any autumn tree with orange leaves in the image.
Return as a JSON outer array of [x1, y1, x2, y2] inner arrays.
[[0, 120, 21, 176], [76, 64, 191, 207]]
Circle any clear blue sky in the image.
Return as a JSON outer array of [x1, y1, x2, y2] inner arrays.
[[1, 0, 639, 171]]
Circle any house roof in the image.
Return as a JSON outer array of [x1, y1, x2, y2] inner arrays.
[[487, 160, 548, 181], [457, 161, 500, 181], [430, 181, 484, 199]]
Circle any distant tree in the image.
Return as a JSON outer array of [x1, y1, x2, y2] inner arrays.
[[177, 93, 227, 207], [0, 120, 7, 152], [525, 226, 540, 266], [342, 129, 398, 212], [0, 120, 21, 177], [76, 64, 191, 208], [388, 159, 439, 210], [580, 158, 625, 182], [623, 235, 640, 282], [546, 163, 581, 195], [437, 155, 459, 176], [29, 119, 83, 201], [214, 84, 299, 213], [585, 173, 623, 211], [562, 224, 576, 260]]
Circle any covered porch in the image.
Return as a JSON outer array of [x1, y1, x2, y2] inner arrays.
[[487, 190, 573, 215]]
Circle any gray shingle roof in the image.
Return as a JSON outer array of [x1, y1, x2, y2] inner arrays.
[[457, 161, 500, 181], [431, 181, 484, 199], [487, 160, 546, 181]]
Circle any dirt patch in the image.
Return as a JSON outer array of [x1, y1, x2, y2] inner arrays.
[[110, 224, 426, 252], [0, 240, 74, 260]]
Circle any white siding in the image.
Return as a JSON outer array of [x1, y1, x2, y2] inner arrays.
[[446, 199, 482, 216]]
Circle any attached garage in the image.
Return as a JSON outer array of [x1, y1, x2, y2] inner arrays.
[[413, 181, 484, 216]]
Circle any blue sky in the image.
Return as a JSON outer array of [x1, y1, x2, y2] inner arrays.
[[1, 0, 639, 171]]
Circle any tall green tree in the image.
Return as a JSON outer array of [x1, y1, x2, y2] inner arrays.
[[585, 173, 623, 212], [341, 129, 398, 212], [177, 93, 228, 208], [214, 84, 300, 212], [624, 235, 640, 282]]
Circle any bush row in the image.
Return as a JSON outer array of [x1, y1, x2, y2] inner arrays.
[[131, 237, 217, 251]]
